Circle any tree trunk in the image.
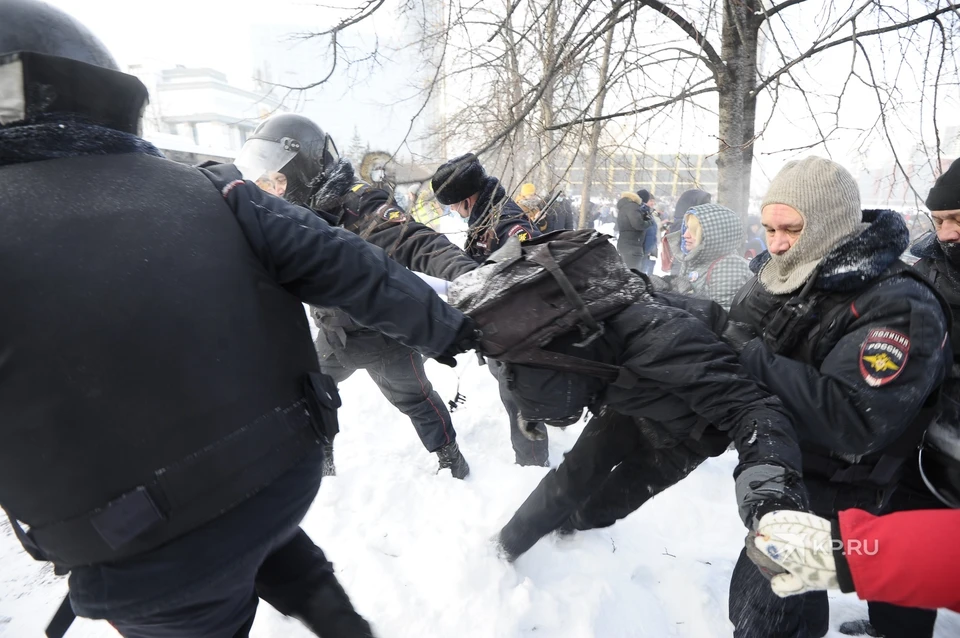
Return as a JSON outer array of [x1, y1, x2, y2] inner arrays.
[[538, 0, 558, 189], [502, 2, 527, 187], [578, 20, 616, 229], [716, 0, 761, 217]]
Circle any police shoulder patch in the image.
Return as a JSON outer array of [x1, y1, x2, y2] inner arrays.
[[507, 224, 530, 242], [380, 206, 409, 222], [859, 328, 910, 387]]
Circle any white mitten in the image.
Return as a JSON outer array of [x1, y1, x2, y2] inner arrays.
[[753, 510, 840, 597]]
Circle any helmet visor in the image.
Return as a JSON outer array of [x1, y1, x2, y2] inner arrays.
[[234, 137, 299, 182], [323, 134, 340, 171]]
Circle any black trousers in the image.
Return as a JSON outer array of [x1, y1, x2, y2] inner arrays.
[[498, 411, 704, 559], [488, 360, 550, 466], [322, 349, 455, 453], [255, 529, 374, 638]]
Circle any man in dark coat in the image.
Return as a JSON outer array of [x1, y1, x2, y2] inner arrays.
[[431, 153, 549, 466], [540, 190, 577, 232], [614, 190, 652, 271], [723, 157, 949, 638], [0, 4, 476, 637], [485, 288, 809, 575], [231, 114, 475, 479]]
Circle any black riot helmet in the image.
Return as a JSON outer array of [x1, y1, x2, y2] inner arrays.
[[0, 0, 148, 133], [234, 113, 340, 206]]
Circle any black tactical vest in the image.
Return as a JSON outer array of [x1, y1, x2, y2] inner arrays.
[[0, 153, 327, 567], [729, 265, 947, 491]]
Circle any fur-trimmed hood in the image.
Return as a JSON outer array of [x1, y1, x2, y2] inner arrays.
[[749, 209, 908, 293], [618, 191, 642, 205]]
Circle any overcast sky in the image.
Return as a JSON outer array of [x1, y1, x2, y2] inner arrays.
[[44, 0, 958, 197]]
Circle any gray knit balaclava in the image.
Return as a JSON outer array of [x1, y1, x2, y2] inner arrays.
[[758, 156, 864, 294]]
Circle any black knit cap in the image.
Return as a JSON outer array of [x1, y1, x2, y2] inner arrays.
[[431, 153, 487, 205], [926, 159, 960, 211], [636, 188, 652, 203]]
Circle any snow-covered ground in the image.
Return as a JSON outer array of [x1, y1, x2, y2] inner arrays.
[[2, 354, 959, 637]]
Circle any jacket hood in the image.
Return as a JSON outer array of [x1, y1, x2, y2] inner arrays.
[[750, 209, 908, 293], [681, 203, 744, 267], [618, 191, 642, 205]]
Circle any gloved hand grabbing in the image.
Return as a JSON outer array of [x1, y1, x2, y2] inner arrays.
[[753, 510, 839, 597], [721, 320, 758, 353], [435, 316, 481, 368]]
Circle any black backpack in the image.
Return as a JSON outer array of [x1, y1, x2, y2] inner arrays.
[[448, 229, 647, 382]]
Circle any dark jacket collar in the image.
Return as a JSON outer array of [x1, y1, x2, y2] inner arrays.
[[910, 231, 943, 261], [470, 176, 507, 228], [0, 114, 162, 168], [749, 209, 908, 293]]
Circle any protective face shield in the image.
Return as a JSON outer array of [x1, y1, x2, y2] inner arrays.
[[234, 114, 340, 206], [235, 137, 299, 183]]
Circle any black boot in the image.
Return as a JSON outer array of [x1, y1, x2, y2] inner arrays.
[[297, 577, 376, 638], [436, 440, 470, 479], [322, 441, 336, 477], [840, 620, 882, 637], [256, 530, 375, 637]]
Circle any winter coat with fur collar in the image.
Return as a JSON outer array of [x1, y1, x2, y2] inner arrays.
[[728, 210, 949, 498]]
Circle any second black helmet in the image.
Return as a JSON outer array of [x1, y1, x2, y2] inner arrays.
[[234, 113, 340, 206]]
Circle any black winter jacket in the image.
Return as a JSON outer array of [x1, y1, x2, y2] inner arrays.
[[615, 192, 652, 250], [538, 196, 577, 233], [911, 233, 960, 431], [0, 118, 464, 567], [214, 161, 478, 365], [729, 210, 949, 494], [509, 289, 807, 526], [601, 296, 804, 478], [465, 176, 541, 261], [314, 178, 479, 363]]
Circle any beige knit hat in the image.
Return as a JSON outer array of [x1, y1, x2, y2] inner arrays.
[[758, 156, 864, 294]]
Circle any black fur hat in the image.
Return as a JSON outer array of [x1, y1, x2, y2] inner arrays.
[[432, 153, 487, 205], [636, 188, 652, 204], [927, 159, 960, 211]]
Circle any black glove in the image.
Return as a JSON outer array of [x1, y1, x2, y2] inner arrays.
[[435, 316, 481, 368], [721, 320, 758, 353]]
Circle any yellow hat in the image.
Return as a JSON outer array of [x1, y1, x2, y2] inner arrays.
[[520, 182, 537, 198]]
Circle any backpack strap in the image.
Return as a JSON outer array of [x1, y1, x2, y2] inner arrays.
[[704, 256, 726, 285], [528, 243, 603, 342], [45, 595, 75, 638]]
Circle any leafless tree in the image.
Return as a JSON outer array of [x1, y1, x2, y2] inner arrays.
[[292, 0, 960, 217]]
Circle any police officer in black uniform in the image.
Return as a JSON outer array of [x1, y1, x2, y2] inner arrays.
[[722, 158, 950, 638], [231, 114, 476, 479], [431, 153, 549, 466], [0, 2, 476, 636]]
